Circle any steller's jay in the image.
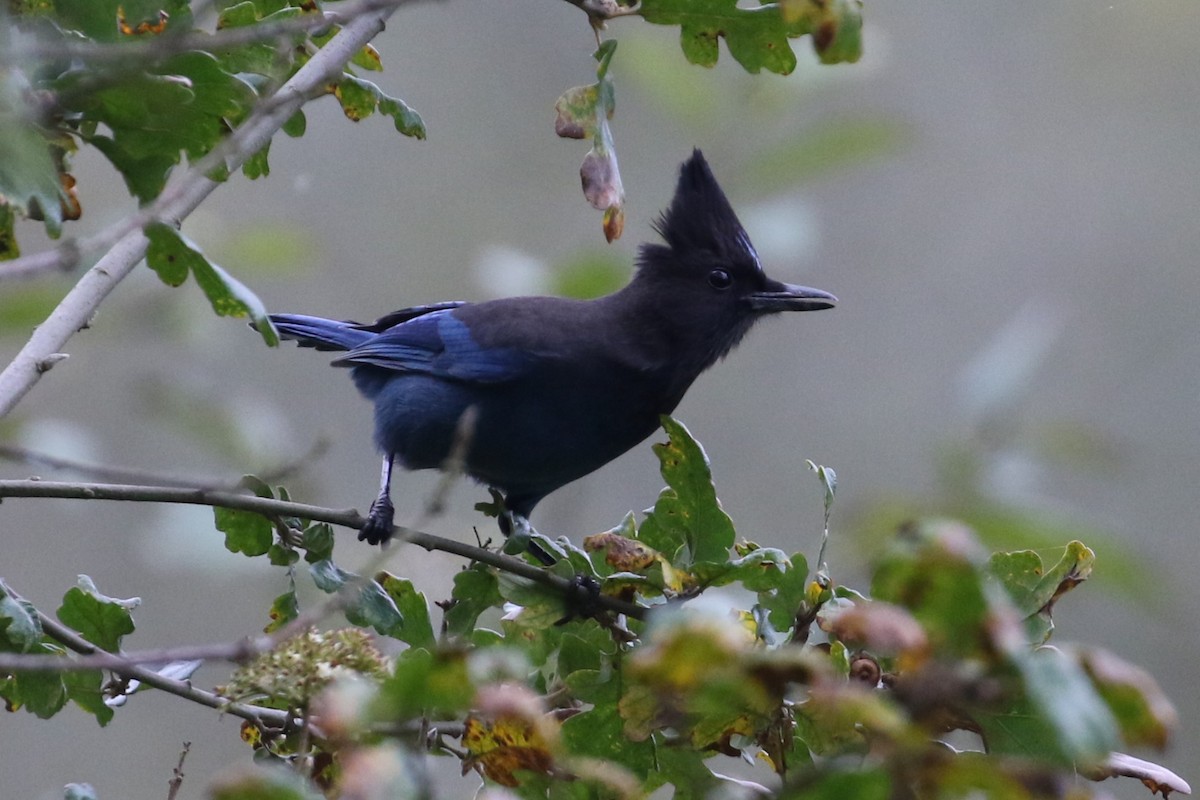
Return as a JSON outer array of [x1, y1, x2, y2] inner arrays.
[[268, 150, 835, 546]]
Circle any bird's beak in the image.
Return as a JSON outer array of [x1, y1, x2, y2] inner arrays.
[[747, 281, 838, 312]]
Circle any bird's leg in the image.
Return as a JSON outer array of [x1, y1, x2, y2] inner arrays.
[[498, 508, 555, 566], [359, 454, 396, 545]]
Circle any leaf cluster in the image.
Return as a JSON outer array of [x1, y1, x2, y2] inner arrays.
[[0, 575, 137, 726], [4, 420, 1185, 799], [0, 0, 426, 259]]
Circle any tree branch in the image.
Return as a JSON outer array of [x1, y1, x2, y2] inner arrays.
[[0, 583, 293, 730], [0, 2, 403, 415], [0, 0, 415, 69], [0, 479, 648, 620], [166, 742, 191, 800], [0, 438, 328, 489]]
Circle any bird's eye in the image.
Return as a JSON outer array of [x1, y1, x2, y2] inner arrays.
[[708, 269, 733, 290]]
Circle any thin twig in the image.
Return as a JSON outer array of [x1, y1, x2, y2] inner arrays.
[[0, 478, 648, 620], [0, 515, 428, 674], [1, 584, 293, 730], [561, 0, 641, 22], [0, 3, 403, 412], [1, 0, 414, 67], [0, 438, 328, 489], [166, 742, 191, 800]]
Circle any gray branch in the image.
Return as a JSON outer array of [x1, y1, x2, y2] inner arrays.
[[0, 479, 648, 620], [0, 583, 292, 730], [0, 2, 403, 415]]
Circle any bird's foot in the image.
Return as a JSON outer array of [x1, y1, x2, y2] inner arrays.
[[555, 574, 603, 624], [498, 511, 555, 566], [359, 497, 395, 545]]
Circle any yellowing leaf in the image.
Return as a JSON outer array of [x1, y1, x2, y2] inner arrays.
[[462, 714, 555, 787]]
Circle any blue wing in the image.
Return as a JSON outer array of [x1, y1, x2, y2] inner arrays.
[[333, 308, 533, 384]]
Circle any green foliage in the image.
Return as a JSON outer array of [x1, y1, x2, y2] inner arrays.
[[555, 40, 625, 241], [0, 577, 137, 726], [1, 0, 424, 279], [1, 3, 1190, 798], [639, 0, 863, 74], [212, 475, 277, 556], [309, 560, 404, 637], [2, 420, 1188, 797], [145, 223, 278, 344], [56, 576, 138, 652], [635, 415, 735, 565]]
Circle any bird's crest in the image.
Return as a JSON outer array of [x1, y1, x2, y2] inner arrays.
[[650, 149, 762, 271]]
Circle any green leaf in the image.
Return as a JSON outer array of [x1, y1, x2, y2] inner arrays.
[[344, 582, 404, 637], [309, 558, 350, 593], [57, 576, 138, 652], [351, 43, 384, 73], [444, 564, 502, 638], [497, 573, 567, 629], [265, 590, 299, 634], [1077, 646, 1177, 750], [308, 561, 403, 637], [377, 648, 474, 720], [377, 94, 426, 140], [243, 142, 271, 179], [51, 0, 193, 41], [376, 574, 436, 650], [987, 541, 1095, 617], [639, 0, 862, 75], [282, 110, 307, 138], [0, 579, 43, 652], [63, 669, 115, 726], [334, 77, 376, 121], [266, 542, 299, 567], [216, 0, 262, 28], [144, 222, 189, 286], [870, 521, 996, 659], [754, 552, 810, 633], [987, 647, 1119, 768], [0, 203, 17, 259], [88, 137, 178, 205], [561, 702, 658, 777], [61, 51, 255, 201], [144, 222, 278, 344], [554, 84, 601, 140], [212, 478, 274, 557], [5, 666, 68, 718], [214, 5, 305, 77], [986, 541, 1094, 644], [0, 74, 67, 240], [301, 523, 335, 563], [334, 76, 427, 140], [636, 416, 736, 566]]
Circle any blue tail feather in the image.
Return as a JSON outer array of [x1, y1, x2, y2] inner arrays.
[[270, 314, 374, 352]]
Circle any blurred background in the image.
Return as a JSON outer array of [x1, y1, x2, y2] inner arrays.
[[2, 1, 1198, 797]]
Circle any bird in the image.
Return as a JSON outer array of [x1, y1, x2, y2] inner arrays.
[[267, 150, 836, 547]]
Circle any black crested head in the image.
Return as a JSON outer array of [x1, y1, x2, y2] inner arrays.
[[616, 150, 836, 393], [649, 149, 759, 269]]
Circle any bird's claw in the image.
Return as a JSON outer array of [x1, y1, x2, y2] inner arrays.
[[556, 574, 603, 624], [359, 497, 395, 545]]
